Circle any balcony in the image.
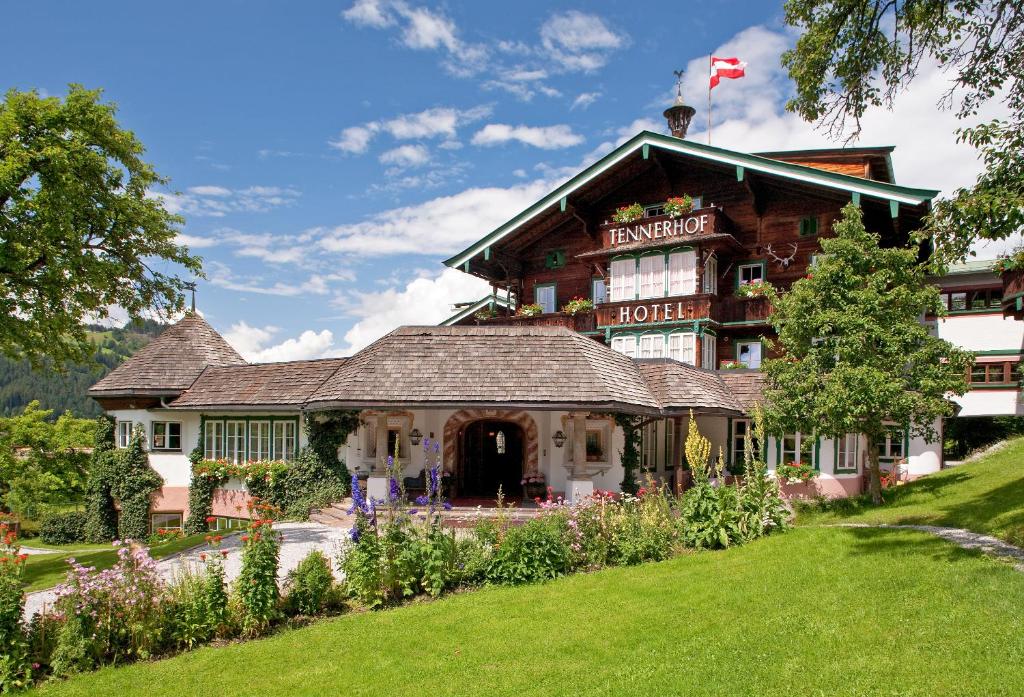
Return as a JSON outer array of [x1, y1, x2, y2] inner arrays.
[[715, 296, 773, 325], [479, 311, 597, 332]]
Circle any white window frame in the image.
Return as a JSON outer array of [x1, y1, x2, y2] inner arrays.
[[638, 334, 665, 358], [781, 432, 815, 467], [703, 255, 718, 295], [273, 421, 297, 461], [151, 512, 183, 531], [610, 258, 636, 302], [668, 250, 697, 296], [611, 335, 637, 358], [835, 434, 859, 473], [592, 277, 607, 305], [735, 340, 762, 369], [249, 421, 272, 462], [701, 334, 717, 370], [151, 421, 182, 451], [732, 419, 751, 467], [667, 332, 695, 365], [225, 420, 246, 464], [117, 420, 134, 449], [535, 283, 556, 314], [738, 263, 764, 286], [875, 426, 905, 462], [638, 255, 664, 299], [204, 420, 224, 460], [640, 420, 659, 471]]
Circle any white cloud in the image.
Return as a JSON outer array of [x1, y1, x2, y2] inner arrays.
[[187, 185, 231, 196], [174, 233, 219, 249], [379, 144, 431, 168], [150, 185, 300, 218], [329, 125, 379, 154], [471, 124, 584, 149], [341, 0, 394, 28], [329, 105, 490, 154], [571, 91, 601, 110], [336, 268, 491, 354], [207, 261, 332, 297], [539, 11, 627, 72], [319, 179, 550, 256], [224, 321, 338, 362]]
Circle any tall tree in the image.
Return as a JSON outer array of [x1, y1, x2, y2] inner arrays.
[[782, 1, 1024, 265], [762, 204, 973, 503], [0, 85, 203, 366]]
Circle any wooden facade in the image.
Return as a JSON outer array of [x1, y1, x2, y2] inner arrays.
[[448, 132, 933, 370]]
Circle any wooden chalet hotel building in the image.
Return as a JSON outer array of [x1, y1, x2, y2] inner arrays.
[[91, 95, 988, 529]]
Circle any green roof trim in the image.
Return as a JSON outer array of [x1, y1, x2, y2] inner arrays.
[[444, 131, 939, 270], [439, 294, 514, 326]]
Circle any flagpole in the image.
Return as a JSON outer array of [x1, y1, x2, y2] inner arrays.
[[707, 54, 712, 145]]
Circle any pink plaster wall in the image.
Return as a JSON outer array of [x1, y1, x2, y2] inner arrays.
[[148, 485, 252, 520], [779, 476, 863, 500], [150, 486, 189, 515], [211, 488, 253, 518]]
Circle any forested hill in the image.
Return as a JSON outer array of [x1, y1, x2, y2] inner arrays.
[[0, 319, 168, 418]]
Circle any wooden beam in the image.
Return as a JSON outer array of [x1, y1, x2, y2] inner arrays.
[[484, 246, 491, 261], [890, 200, 899, 218], [560, 196, 567, 212], [736, 165, 744, 182], [642, 143, 650, 160], [852, 191, 861, 207]]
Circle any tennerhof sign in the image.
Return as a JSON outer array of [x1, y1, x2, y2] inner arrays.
[[606, 212, 711, 247]]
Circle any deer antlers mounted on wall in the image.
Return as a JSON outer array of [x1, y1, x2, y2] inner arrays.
[[765, 242, 799, 269]]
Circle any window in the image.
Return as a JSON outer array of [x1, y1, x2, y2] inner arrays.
[[781, 432, 814, 466], [638, 255, 664, 299], [641, 421, 658, 471], [969, 362, 1019, 385], [386, 428, 402, 459], [225, 420, 246, 463], [665, 419, 675, 469], [875, 426, 904, 462], [544, 250, 566, 269], [209, 516, 247, 532], [835, 434, 859, 473], [667, 332, 695, 364], [535, 284, 556, 314], [610, 258, 636, 301], [701, 335, 717, 370], [738, 263, 764, 287], [703, 255, 718, 295], [644, 204, 664, 217], [735, 341, 762, 369], [151, 512, 182, 531], [638, 334, 665, 358], [668, 250, 697, 296], [585, 429, 605, 462], [273, 421, 297, 461], [939, 287, 1002, 313], [151, 421, 182, 451], [204, 420, 224, 460], [117, 420, 134, 449], [592, 277, 607, 305], [732, 419, 759, 468], [798, 216, 819, 236], [611, 335, 637, 357], [249, 421, 271, 461], [809, 253, 823, 268]]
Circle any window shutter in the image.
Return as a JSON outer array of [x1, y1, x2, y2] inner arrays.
[[669, 251, 697, 295]]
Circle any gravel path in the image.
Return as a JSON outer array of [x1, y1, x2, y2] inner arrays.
[[834, 523, 1024, 572], [23, 522, 349, 619]]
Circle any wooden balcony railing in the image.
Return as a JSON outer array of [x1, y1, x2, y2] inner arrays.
[[480, 312, 597, 332]]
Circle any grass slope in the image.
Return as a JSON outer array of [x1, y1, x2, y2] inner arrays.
[[799, 437, 1024, 545], [23, 534, 212, 592], [33, 527, 1024, 697]]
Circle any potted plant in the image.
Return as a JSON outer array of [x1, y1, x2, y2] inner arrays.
[[663, 195, 694, 218], [776, 460, 816, 484], [521, 472, 546, 499], [516, 303, 544, 317], [561, 296, 594, 316], [719, 360, 745, 370], [612, 203, 644, 224], [474, 306, 497, 321], [735, 279, 772, 299]]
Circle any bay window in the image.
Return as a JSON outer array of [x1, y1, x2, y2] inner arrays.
[[668, 250, 697, 296], [638, 334, 665, 358], [610, 335, 637, 357], [610, 258, 636, 302], [667, 332, 695, 364]]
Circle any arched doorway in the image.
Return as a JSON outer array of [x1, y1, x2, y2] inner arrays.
[[459, 420, 525, 499]]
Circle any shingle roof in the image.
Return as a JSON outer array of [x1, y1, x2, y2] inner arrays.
[[636, 360, 743, 415], [170, 358, 348, 409], [305, 325, 662, 414], [718, 370, 766, 413], [88, 314, 246, 396]]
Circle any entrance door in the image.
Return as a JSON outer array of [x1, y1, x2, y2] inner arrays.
[[460, 421, 524, 499]]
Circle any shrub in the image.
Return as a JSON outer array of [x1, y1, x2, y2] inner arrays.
[[486, 516, 570, 585], [284, 551, 335, 616], [166, 568, 215, 650], [234, 514, 281, 637], [277, 449, 346, 519], [0, 525, 32, 691], [40, 511, 87, 545], [111, 425, 162, 541], [608, 490, 676, 565], [679, 481, 744, 550], [83, 417, 118, 543]]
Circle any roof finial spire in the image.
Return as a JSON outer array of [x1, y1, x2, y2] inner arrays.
[[184, 281, 196, 313], [664, 69, 696, 139]]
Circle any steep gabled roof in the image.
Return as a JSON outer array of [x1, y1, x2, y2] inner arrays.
[[88, 314, 245, 397], [306, 325, 662, 414], [444, 131, 938, 270], [170, 358, 348, 409], [440, 294, 515, 326], [636, 359, 743, 415]]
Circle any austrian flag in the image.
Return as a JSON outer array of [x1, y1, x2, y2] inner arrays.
[[710, 56, 747, 89]]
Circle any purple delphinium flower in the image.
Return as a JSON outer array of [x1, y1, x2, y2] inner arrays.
[[389, 477, 401, 502], [349, 474, 370, 514], [443, 501, 453, 511], [415, 495, 429, 506], [408, 509, 418, 515], [349, 526, 360, 543], [428, 466, 440, 498], [422, 437, 431, 452], [434, 441, 440, 454], [387, 455, 394, 467]]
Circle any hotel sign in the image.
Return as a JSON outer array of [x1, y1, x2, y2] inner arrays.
[[605, 212, 712, 248], [596, 296, 712, 327]]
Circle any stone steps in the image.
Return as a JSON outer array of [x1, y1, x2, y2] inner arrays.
[[309, 499, 355, 528], [309, 500, 547, 529]]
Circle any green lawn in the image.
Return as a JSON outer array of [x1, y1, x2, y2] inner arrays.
[[799, 437, 1024, 545], [23, 534, 212, 592], [33, 526, 1024, 696]]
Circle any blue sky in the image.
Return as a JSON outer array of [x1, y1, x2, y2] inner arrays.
[[3, 1, 1002, 360]]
